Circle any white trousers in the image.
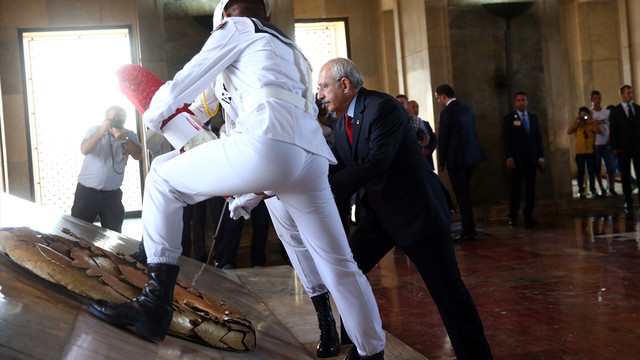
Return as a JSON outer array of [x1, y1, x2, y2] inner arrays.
[[142, 134, 385, 355]]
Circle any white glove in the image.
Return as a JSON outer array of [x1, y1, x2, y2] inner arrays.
[[228, 193, 264, 220]]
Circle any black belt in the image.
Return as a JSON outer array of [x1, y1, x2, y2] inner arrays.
[[78, 183, 119, 193]]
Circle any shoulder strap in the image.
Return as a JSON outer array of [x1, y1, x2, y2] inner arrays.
[[250, 18, 306, 58]]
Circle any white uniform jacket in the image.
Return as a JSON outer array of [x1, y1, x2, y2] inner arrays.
[[145, 17, 335, 164]]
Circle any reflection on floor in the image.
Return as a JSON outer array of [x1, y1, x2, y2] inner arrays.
[[0, 193, 423, 360], [217, 196, 640, 360], [3, 192, 640, 359]]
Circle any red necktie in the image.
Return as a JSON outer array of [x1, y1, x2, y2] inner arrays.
[[345, 115, 353, 145]]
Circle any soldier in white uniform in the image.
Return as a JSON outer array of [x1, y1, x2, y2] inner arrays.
[[89, 1, 385, 359]]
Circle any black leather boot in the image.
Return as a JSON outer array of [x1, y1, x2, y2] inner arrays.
[[311, 292, 340, 358], [344, 345, 384, 360], [129, 240, 147, 266], [89, 263, 179, 341]]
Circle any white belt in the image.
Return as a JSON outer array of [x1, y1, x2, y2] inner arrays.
[[242, 87, 315, 116]]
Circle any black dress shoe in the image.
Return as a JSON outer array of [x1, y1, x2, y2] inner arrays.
[[454, 233, 475, 242], [344, 346, 384, 360], [508, 217, 517, 227], [525, 217, 538, 228]]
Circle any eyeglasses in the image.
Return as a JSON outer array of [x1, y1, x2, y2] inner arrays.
[[317, 79, 342, 92]]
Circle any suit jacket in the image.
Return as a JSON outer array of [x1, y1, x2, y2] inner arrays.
[[503, 111, 544, 165], [329, 88, 451, 245], [424, 121, 437, 170], [424, 121, 437, 152], [437, 100, 487, 169], [609, 102, 640, 153]]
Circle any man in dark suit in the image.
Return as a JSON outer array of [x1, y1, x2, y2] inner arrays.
[[503, 91, 545, 228], [318, 57, 492, 360], [609, 84, 640, 215], [436, 84, 487, 241]]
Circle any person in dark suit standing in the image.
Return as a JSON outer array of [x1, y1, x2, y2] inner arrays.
[[503, 91, 545, 228], [318, 57, 492, 360], [436, 84, 487, 241], [609, 84, 640, 215]]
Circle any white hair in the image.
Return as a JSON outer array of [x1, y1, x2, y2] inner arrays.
[[326, 58, 364, 89]]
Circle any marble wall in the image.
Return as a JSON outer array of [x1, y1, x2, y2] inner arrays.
[[2, 0, 639, 213], [449, 2, 551, 204], [390, 0, 637, 206], [162, 0, 217, 78], [162, 0, 295, 79]]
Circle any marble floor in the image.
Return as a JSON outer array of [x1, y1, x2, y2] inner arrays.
[[213, 195, 640, 359], [2, 192, 640, 359], [0, 193, 422, 360], [367, 198, 640, 360]]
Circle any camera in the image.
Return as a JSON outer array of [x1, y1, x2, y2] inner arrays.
[[109, 114, 125, 129]]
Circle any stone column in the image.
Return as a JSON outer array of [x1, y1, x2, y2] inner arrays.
[[539, 0, 573, 199], [622, 0, 640, 86], [396, 0, 435, 128]]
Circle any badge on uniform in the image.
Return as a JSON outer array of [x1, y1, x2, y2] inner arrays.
[[513, 114, 521, 126]]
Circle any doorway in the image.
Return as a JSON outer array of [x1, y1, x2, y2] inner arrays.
[[21, 27, 142, 215], [294, 18, 350, 87]]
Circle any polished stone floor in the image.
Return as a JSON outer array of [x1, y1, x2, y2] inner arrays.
[[218, 196, 640, 360], [2, 192, 640, 359], [368, 198, 640, 360], [0, 193, 422, 360]]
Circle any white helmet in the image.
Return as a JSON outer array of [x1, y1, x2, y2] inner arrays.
[[213, 0, 271, 28]]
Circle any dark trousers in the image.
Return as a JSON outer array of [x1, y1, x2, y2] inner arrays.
[[182, 197, 228, 262], [181, 201, 210, 258], [448, 165, 476, 236], [509, 160, 537, 219], [217, 200, 269, 268], [209, 196, 229, 260], [575, 153, 596, 193], [71, 183, 124, 232], [349, 206, 492, 359], [617, 151, 640, 204]]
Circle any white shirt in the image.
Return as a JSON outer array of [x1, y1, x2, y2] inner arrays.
[[146, 17, 335, 164], [592, 107, 610, 146], [346, 92, 359, 118], [77, 126, 141, 190]]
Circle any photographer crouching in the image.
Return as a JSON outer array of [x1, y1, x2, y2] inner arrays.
[[71, 105, 142, 232], [567, 106, 603, 199]]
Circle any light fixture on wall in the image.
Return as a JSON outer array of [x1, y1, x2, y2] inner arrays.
[[482, 1, 534, 102]]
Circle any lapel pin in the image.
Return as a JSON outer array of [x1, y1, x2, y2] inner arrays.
[[356, 119, 360, 125]]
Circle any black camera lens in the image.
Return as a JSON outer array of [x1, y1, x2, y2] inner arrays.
[[110, 117, 125, 129]]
